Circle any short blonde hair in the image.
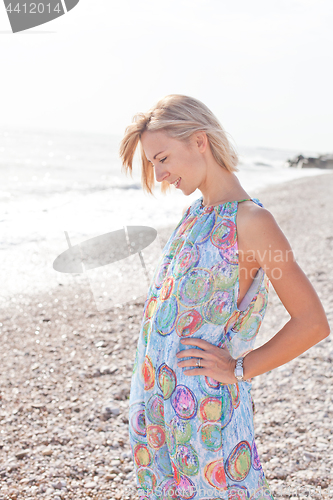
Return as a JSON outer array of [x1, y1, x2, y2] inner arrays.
[[119, 94, 239, 195]]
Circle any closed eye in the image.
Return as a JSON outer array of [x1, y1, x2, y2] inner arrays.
[[149, 157, 167, 167]]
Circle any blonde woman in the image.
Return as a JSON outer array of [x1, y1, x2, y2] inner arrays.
[[119, 94, 330, 500]]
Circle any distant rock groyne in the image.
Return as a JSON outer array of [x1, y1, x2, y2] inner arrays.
[[287, 154, 333, 169]]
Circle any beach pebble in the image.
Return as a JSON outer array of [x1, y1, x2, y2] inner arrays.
[[42, 447, 53, 456], [15, 450, 30, 459], [51, 480, 67, 489], [84, 481, 97, 488]]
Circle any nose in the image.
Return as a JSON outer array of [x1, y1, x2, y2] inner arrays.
[[154, 166, 170, 183]]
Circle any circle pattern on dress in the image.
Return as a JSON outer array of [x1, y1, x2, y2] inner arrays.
[[147, 424, 166, 450], [160, 276, 174, 301], [146, 394, 164, 425], [137, 466, 157, 491], [155, 259, 172, 289], [251, 439, 262, 471], [142, 355, 155, 391], [212, 260, 238, 292], [199, 397, 222, 422], [225, 441, 252, 481], [166, 235, 185, 259], [211, 219, 236, 250], [157, 363, 177, 400], [176, 309, 203, 338], [172, 243, 200, 279], [178, 268, 214, 307], [177, 474, 196, 499], [142, 320, 151, 346], [200, 422, 223, 452], [170, 415, 192, 444], [228, 485, 250, 500], [157, 477, 179, 500], [188, 212, 216, 244], [203, 290, 234, 325], [235, 313, 262, 342], [229, 383, 240, 409], [171, 385, 197, 420], [175, 444, 200, 476], [154, 295, 178, 336], [134, 444, 152, 467], [145, 297, 158, 319], [130, 403, 146, 437], [204, 458, 227, 490], [154, 444, 173, 476], [199, 376, 221, 396]]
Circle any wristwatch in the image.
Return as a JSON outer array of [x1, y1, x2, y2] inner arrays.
[[234, 357, 245, 382]]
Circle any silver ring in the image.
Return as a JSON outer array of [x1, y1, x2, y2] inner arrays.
[[196, 358, 201, 368]]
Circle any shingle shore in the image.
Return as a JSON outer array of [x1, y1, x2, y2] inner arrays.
[[0, 172, 332, 499]]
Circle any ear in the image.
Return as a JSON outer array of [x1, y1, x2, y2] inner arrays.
[[194, 131, 208, 153]]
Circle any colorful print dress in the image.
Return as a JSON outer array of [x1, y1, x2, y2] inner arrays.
[[128, 196, 274, 500]]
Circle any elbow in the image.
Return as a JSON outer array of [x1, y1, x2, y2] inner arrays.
[[314, 320, 331, 341]]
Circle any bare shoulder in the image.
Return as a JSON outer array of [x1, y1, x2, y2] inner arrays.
[[237, 199, 330, 333], [237, 197, 297, 280], [237, 199, 269, 219], [236, 200, 290, 258]]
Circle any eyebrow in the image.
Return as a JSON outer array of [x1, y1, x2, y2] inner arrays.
[[148, 151, 165, 162]]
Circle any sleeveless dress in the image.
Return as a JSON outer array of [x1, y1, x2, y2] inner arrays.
[[128, 196, 274, 500]]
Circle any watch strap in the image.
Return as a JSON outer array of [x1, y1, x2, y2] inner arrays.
[[234, 356, 244, 381]]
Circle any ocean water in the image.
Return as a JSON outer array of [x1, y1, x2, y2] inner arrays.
[[0, 127, 327, 307]]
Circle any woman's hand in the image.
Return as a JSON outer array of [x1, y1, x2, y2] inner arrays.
[[176, 337, 238, 384]]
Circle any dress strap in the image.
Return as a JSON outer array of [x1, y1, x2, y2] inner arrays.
[[237, 198, 252, 202]]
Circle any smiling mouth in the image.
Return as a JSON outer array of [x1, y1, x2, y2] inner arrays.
[[172, 177, 181, 188]]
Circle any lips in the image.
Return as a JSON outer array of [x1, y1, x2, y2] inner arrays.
[[172, 177, 181, 188]]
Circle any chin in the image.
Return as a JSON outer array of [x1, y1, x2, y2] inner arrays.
[[184, 186, 196, 196]]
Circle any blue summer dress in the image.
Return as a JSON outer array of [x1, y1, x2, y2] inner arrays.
[[128, 196, 274, 500]]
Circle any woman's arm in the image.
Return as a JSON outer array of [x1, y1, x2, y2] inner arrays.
[[177, 206, 330, 383], [239, 206, 330, 380]]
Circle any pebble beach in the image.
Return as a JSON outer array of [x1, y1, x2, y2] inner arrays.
[[0, 171, 333, 500]]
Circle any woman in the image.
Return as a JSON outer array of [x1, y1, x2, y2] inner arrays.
[[119, 94, 330, 500]]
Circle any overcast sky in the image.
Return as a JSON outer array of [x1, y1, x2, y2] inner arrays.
[[1, 0, 332, 152]]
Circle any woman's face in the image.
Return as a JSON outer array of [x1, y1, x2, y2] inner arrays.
[[140, 130, 205, 195]]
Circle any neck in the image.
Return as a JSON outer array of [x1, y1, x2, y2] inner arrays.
[[200, 170, 249, 207]]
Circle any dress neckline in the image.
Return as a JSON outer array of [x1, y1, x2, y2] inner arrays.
[[198, 196, 253, 210]]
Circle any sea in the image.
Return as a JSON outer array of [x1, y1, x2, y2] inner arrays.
[[0, 127, 328, 309]]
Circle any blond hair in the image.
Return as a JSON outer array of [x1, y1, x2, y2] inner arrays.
[[119, 94, 239, 195]]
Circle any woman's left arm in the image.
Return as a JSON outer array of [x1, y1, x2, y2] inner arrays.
[[240, 207, 330, 380], [177, 207, 330, 383]]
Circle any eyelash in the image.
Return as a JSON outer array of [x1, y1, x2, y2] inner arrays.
[[150, 157, 167, 167]]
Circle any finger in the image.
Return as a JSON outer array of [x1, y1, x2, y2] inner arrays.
[[176, 348, 209, 360], [183, 368, 208, 376], [177, 358, 206, 368], [180, 337, 212, 348]]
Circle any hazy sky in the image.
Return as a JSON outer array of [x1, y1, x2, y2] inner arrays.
[[1, 0, 332, 152]]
